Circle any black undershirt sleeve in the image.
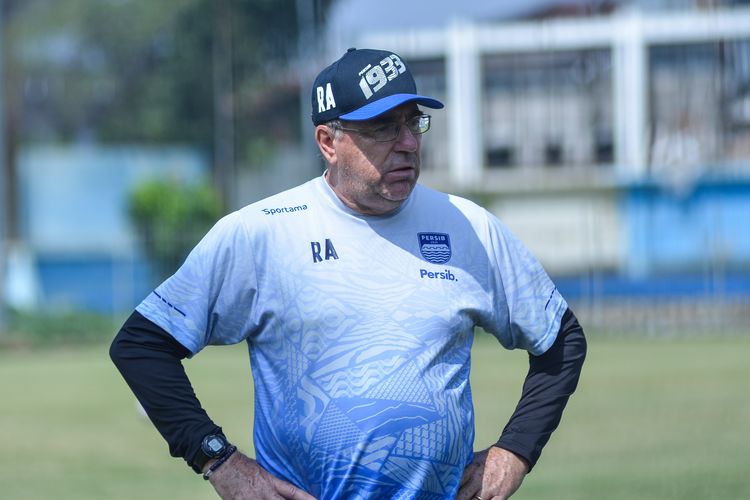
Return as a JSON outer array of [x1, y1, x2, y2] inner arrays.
[[496, 307, 587, 470], [109, 310, 222, 471], [111, 308, 585, 473]]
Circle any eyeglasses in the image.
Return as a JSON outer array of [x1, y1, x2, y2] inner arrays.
[[333, 114, 431, 142]]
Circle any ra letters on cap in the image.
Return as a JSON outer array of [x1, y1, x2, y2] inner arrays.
[[317, 82, 336, 113]]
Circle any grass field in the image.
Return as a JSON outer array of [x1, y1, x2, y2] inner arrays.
[[1, 333, 749, 499]]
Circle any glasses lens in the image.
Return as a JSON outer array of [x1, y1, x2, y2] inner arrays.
[[348, 114, 432, 142], [414, 114, 430, 134], [372, 123, 400, 142], [371, 115, 431, 142]]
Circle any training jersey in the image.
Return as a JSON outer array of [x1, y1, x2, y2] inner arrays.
[[136, 174, 567, 499]]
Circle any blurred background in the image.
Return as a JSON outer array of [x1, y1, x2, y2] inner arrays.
[[1, 0, 749, 339], [0, 1, 749, 499]]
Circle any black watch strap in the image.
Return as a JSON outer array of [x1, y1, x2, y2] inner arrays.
[[191, 434, 231, 474]]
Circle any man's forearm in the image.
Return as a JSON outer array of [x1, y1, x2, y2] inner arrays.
[[109, 311, 222, 470], [496, 308, 586, 469]]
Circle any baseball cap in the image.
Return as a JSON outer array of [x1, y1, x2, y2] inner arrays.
[[311, 48, 444, 125]]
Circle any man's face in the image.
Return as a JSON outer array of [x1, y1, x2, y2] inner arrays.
[[322, 103, 423, 216]]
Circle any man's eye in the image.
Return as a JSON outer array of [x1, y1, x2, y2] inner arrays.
[[373, 124, 398, 136]]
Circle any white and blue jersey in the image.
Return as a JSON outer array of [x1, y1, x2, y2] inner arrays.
[[136, 174, 567, 499]]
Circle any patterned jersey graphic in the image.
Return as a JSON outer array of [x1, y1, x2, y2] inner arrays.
[[136, 175, 567, 499]]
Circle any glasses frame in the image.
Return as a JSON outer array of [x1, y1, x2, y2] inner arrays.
[[331, 114, 432, 143]]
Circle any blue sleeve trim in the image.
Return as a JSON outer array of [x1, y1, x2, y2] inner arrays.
[[152, 290, 187, 317]]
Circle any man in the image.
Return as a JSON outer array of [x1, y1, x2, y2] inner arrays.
[[111, 48, 586, 500]]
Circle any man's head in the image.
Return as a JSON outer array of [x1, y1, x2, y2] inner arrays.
[[311, 48, 444, 216]]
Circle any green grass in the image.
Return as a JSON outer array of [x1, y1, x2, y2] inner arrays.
[[1, 334, 749, 499]]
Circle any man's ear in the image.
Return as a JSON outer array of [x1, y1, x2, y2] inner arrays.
[[315, 125, 337, 165]]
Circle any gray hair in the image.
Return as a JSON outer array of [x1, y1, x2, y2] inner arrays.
[[324, 119, 344, 139]]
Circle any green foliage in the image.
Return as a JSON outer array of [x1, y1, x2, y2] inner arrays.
[[0, 309, 120, 348], [128, 179, 223, 280], [7, 0, 319, 164]]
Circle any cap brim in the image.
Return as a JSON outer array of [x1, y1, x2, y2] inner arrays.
[[339, 93, 444, 121]]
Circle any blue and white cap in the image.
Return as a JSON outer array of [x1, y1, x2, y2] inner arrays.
[[311, 48, 444, 125]]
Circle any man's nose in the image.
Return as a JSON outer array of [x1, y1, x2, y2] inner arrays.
[[393, 124, 419, 152]]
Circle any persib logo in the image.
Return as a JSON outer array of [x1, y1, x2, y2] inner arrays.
[[418, 232, 451, 264]]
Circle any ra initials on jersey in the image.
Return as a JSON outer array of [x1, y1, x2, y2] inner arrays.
[[311, 238, 339, 263]]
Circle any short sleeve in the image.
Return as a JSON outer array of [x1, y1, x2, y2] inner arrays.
[[483, 211, 567, 356], [136, 211, 260, 355]]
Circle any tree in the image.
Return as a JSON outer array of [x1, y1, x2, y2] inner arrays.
[[127, 179, 223, 281], [4, 0, 333, 200]]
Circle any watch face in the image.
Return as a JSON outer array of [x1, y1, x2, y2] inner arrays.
[[204, 435, 226, 456]]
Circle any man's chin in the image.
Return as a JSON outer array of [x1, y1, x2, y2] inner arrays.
[[382, 181, 416, 202]]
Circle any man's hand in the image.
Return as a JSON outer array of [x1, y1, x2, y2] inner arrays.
[[457, 446, 529, 500], [207, 451, 316, 500]]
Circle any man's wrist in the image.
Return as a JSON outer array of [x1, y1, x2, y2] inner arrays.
[[201, 458, 217, 474], [191, 433, 232, 474], [202, 445, 237, 480], [495, 438, 533, 472], [494, 445, 530, 472]]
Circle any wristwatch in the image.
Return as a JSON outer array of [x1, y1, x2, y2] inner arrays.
[[192, 433, 231, 474]]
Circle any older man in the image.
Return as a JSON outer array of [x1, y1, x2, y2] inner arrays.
[[111, 48, 586, 500]]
